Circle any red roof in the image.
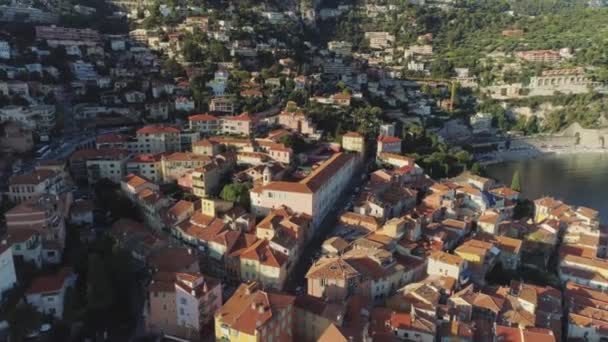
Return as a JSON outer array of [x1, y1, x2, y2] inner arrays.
[[136, 126, 180, 134], [377, 135, 402, 144], [130, 153, 163, 163], [189, 113, 219, 121], [224, 112, 253, 122], [26, 268, 73, 295], [96, 133, 130, 144]]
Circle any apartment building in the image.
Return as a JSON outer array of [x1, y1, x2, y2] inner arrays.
[[127, 153, 164, 182], [70, 148, 130, 184], [85, 150, 130, 184], [160, 152, 213, 182], [251, 152, 360, 231], [0, 105, 56, 135], [8, 168, 66, 203], [188, 114, 220, 135], [191, 163, 221, 198], [146, 271, 222, 340], [136, 126, 181, 154], [221, 112, 255, 136], [214, 282, 295, 342], [35, 26, 101, 47]]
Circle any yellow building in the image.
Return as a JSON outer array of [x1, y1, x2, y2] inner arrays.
[[342, 131, 365, 153], [214, 282, 295, 342]]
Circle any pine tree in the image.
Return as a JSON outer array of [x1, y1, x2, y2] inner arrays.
[[511, 169, 522, 192]]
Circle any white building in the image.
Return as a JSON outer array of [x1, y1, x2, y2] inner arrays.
[[25, 268, 76, 318], [251, 152, 360, 232], [0, 241, 17, 300], [427, 251, 468, 285]]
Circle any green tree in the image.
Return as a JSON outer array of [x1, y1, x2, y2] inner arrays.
[[162, 58, 185, 79], [220, 183, 251, 209], [470, 162, 483, 176], [511, 169, 522, 192], [87, 253, 114, 312], [279, 134, 308, 154]]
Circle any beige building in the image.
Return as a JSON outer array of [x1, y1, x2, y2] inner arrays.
[[191, 163, 221, 198], [214, 282, 295, 342], [294, 295, 346, 342], [277, 103, 321, 139], [135, 126, 181, 154], [342, 131, 365, 153], [160, 152, 211, 182], [146, 271, 222, 340], [306, 257, 360, 302], [192, 139, 220, 156], [251, 152, 360, 231], [239, 239, 288, 290], [8, 169, 66, 203]]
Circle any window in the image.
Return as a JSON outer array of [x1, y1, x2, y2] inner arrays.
[[180, 298, 187, 305]]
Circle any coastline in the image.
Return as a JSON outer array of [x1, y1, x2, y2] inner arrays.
[[477, 146, 608, 165]]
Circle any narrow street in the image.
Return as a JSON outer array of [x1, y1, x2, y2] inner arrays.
[[284, 159, 371, 292]]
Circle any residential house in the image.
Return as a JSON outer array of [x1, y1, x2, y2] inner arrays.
[[5, 193, 72, 263], [294, 295, 346, 342], [146, 271, 222, 340], [427, 251, 469, 286], [214, 282, 295, 342], [25, 268, 76, 318]]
